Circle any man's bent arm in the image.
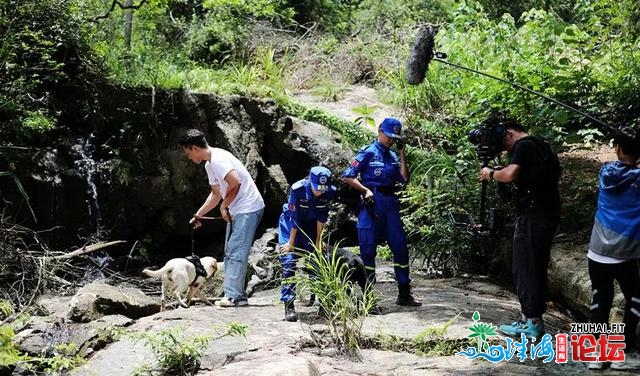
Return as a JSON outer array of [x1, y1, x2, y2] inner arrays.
[[221, 169, 241, 211], [195, 186, 222, 217]]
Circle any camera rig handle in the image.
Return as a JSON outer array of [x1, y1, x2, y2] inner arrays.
[[477, 147, 496, 226]]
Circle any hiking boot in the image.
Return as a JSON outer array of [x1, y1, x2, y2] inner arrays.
[[284, 300, 297, 322], [396, 283, 422, 307], [499, 319, 544, 339]]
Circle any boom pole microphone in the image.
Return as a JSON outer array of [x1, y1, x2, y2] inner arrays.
[[406, 24, 439, 85], [406, 24, 617, 133]]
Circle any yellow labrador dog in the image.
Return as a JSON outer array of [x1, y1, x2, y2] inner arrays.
[[143, 256, 217, 311]]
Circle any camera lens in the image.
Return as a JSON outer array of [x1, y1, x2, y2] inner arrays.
[[468, 129, 482, 145]]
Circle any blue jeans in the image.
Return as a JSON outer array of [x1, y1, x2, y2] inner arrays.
[[223, 209, 264, 300]]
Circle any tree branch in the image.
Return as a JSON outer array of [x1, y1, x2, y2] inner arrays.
[[92, 0, 147, 22], [52, 240, 126, 260]]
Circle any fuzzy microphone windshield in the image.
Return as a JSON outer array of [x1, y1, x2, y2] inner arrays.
[[406, 24, 439, 85]]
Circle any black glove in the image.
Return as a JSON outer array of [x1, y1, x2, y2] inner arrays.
[[396, 140, 405, 151]]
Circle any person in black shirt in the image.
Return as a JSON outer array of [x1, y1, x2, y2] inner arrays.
[[479, 119, 561, 339]]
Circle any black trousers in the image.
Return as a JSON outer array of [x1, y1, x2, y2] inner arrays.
[[513, 212, 559, 318], [589, 258, 640, 351]]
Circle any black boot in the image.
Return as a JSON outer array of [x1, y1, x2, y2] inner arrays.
[[396, 283, 422, 307], [284, 300, 297, 322]]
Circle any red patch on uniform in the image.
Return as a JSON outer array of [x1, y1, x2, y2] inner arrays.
[[350, 159, 359, 167], [289, 203, 296, 211]]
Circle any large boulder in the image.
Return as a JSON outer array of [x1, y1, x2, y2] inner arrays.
[[67, 282, 160, 322]]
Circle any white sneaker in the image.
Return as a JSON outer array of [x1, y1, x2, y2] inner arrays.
[[218, 297, 248, 307], [587, 361, 605, 370]]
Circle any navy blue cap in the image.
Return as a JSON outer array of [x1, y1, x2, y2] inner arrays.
[[309, 166, 332, 192], [379, 118, 403, 140]]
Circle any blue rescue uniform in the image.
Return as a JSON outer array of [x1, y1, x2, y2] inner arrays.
[[342, 140, 410, 285], [278, 178, 337, 303]]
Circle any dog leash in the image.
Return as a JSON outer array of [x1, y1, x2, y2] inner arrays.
[[191, 227, 196, 257], [190, 216, 224, 257]]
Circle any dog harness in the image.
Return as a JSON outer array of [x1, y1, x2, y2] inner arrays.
[[185, 255, 207, 286]]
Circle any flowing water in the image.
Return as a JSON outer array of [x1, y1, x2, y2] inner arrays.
[[72, 133, 102, 230]]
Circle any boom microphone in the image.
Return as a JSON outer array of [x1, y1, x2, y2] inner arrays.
[[406, 24, 439, 85]]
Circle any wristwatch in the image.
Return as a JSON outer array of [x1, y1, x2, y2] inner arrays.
[[489, 170, 495, 180]]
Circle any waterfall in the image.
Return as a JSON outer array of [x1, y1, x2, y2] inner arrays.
[[72, 133, 102, 230]]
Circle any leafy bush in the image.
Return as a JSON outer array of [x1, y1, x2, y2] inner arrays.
[[0, 0, 86, 137], [281, 99, 373, 149], [132, 323, 247, 376], [354, 0, 454, 32], [0, 317, 22, 369], [23, 343, 86, 375], [185, 0, 294, 63]]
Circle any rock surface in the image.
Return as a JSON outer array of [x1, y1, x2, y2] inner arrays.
[[1, 87, 357, 262], [66, 282, 160, 322], [51, 262, 633, 376]]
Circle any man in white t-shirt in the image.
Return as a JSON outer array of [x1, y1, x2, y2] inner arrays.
[[180, 129, 265, 307]]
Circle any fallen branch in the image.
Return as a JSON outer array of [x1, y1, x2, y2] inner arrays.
[[52, 240, 127, 260]]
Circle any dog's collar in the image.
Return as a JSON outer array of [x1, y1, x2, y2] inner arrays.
[[185, 255, 208, 286]]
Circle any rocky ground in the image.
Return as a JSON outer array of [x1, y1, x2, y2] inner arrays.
[[10, 259, 632, 376], [10, 88, 635, 376]]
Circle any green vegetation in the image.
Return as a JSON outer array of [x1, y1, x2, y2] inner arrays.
[[289, 242, 377, 355], [2, 0, 638, 291], [364, 317, 470, 356], [0, 301, 94, 375], [23, 343, 86, 375], [132, 323, 247, 376], [0, 325, 22, 370]]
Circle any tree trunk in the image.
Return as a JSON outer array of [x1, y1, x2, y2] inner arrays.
[[123, 0, 133, 51]]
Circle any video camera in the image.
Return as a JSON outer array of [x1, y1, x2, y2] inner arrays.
[[448, 112, 510, 235], [467, 113, 507, 164]]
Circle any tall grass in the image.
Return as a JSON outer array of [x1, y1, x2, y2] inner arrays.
[[288, 242, 377, 356]]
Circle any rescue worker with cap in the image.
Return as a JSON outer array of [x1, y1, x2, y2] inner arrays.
[[342, 118, 421, 307], [278, 166, 337, 322]]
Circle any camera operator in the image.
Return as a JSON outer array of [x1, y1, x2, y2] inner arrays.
[[478, 119, 561, 339], [342, 117, 421, 308]]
